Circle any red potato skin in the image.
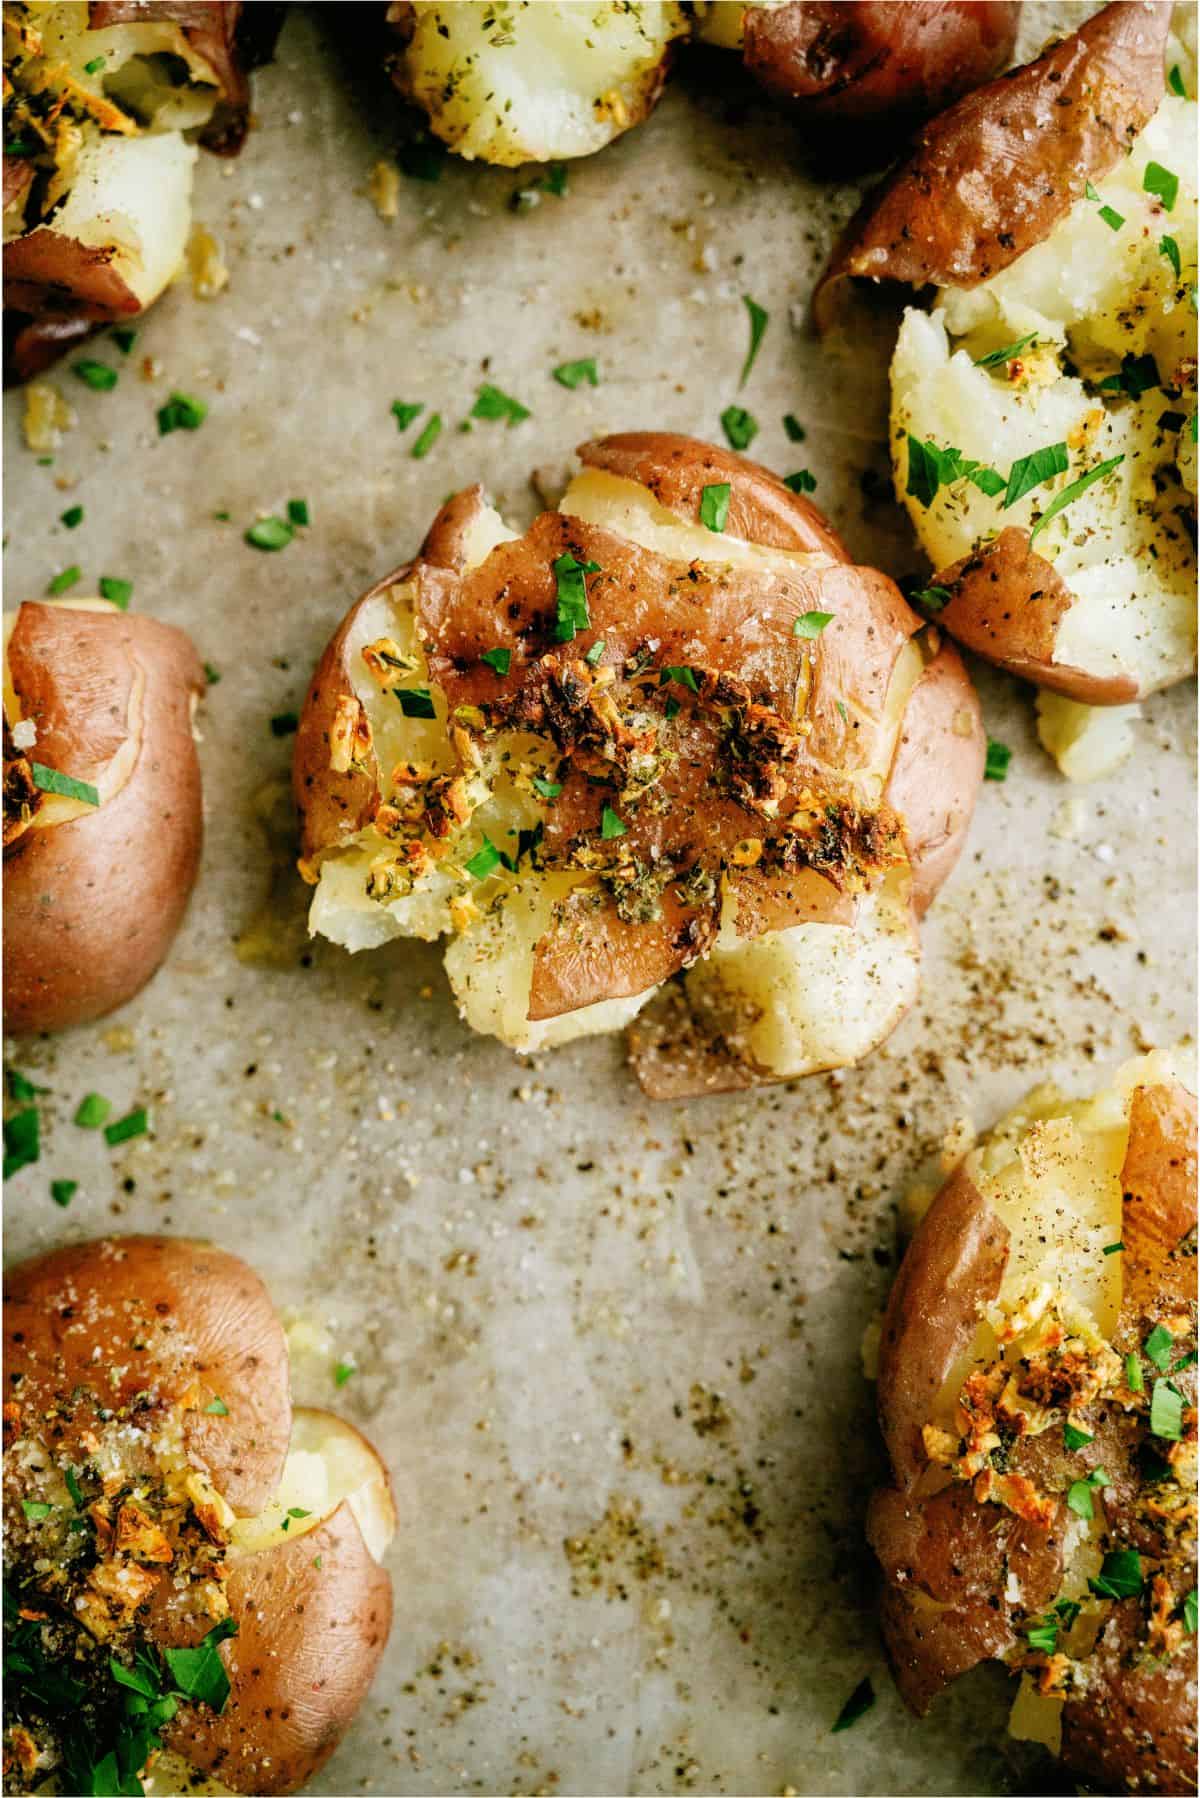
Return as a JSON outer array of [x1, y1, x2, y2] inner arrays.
[[3, 603, 205, 1035], [743, 2, 1020, 139], [882, 638, 983, 917], [2, 1235, 292, 1517], [814, 0, 1174, 332], [928, 527, 1141, 704], [161, 1502, 394, 1796], [870, 1079, 1198, 1790]]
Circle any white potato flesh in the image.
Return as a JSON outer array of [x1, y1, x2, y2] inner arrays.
[[229, 1408, 396, 1565], [310, 475, 922, 1070], [891, 89, 1197, 697], [965, 1050, 1192, 1355], [1035, 692, 1141, 783], [28, 0, 225, 135], [42, 130, 196, 309], [394, 1, 687, 165]]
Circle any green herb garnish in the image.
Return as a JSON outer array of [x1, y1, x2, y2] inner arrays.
[[287, 498, 310, 528], [1090, 1549, 1143, 1601], [600, 805, 626, 839], [161, 1617, 238, 1711], [720, 405, 758, 451], [1159, 235, 1182, 279], [47, 565, 82, 596], [1026, 1617, 1058, 1654], [531, 775, 562, 799], [700, 482, 731, 532], [1004, 441, 1068, 509], [270, 712, 299, 737], [31, 763, 99, 806], [391, 400, 424, 431], [334, 1362, 356, 1386], [782, 414, 806, 442], [245, 516, 293, 552], [203, 1397, 230, 1416], [1125, 1351, 1144, 1393], [1066, 1467, 1110, 1520], [1063, 1420, 1093, 1451], [4, 1109, 39, 1179], [552, 552, 600, 642], [984, 739, 1011, 782], [157, 392, 207, 434], [1144, 1324, 1174, 1370], [465, 840, 502, 880], [974, 333, 1036, 369], [910, 586, 950, 613], [104, 1108, 148, 1147], [73, 360, 118, 392], [831, 1677, 874, 1733], [793, 611, 833, 639], [1102, 1241, 1125, 1256], [584, 639, 606, 667], [412, 412, 442, 458], [1150, 1380, 1183, 1441], [472, 383, 530, 425], [553, 358, 598, 389], [21, 1499, 53, 1521], [60, 505, 83, 529], [112, 326, 137, 354], [1143, 161, 1179, 212], [395, 687, 436, 718], [1028, 453, 1124, 545], [662, 666, 700, 692], [51, 1179, 78, 1208], [784, 470, 816, 494], [75, 1093, 112, 1129], [1184, 1590, 1198, 1633], [1097, 353, 1159, 399], [740, 295, 768, 386], [1168, 64, 1186, 96], [480, 647, 512, 676], [98, 575, 132, 609]]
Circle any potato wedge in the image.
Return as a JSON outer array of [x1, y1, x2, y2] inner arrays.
[[3, 598, 205, 1035], [295, 433, 984, 1094], [870, 1054, 1198, 1793]]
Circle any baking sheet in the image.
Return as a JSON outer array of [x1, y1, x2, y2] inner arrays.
[[3, 6, 1195, 1794]]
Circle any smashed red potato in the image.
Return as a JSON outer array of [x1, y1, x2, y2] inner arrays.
[[3, 598, 205, 1035], [295, 432, 984, 1096], [3, 1235, 395, 1796], [3, 1, 280, 381], [871, 1058, 1198, 1793]]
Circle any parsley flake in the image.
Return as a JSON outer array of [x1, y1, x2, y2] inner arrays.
[[334, 1361, 356, 1386], [472, 383, 530, 425], [793, 611, 833, 639], [700, 482, 731, 533], [1143, 160, 1179, 212], [270, 712, 299, 737], [974, 333, 1036, 369], [662, 666, 700, 692], [1066, 1467, 1110, 1520], [740, 295, 768, 386], [157, 392, 207, 434], [412, 412, 442, 458], [831, 1677, 875, 1733], [553, 552, 600, 642], [75, 1093, 112, 1129], [51, 1179, 78, 1208], [60, 504, 83, 529], [1004, 441, 1068, 509], [21, 1499, 53, 1521], [910, 586, 950, 613], [1144, 1324, 1174, 1371], [31, 763, 99, 806], [246, 516, 293, 552], [465, 840, 503, 880], [720, 405, 758, 451], [73, 359, 118, 391], [1090, 1549, 1143, 1601], [531, 775, 562, 799], [1063, 1420, 1093, 1451], [203, 1397, 230, 1416], [162, 1617, 238, 1711], [1160, 235, 1182, 279], [600, 805, 626, 839], [104, 1107, 149, 1147], [1102, 1241, 1125, 1256], [984, 739, 1011, 782], [480, 647, 512, 677], [784, 470, 816, 494], [391, 400, 424, 431], [395, 687, 436, 718], [782, 414, 806, 442], [1168, 64, 1186, 96], [1026, 1617, 1058, 1654], [553, 358, 598, 389], [1150, 1380, 1183, 1441], [47, 565, 82, 596], [3, 1109, 39, 1179], [98, 576, 132, 609], [1028, 454, 1124, 544], [1185, 1590, 1198, 1633], [287, 498, 310, 528]]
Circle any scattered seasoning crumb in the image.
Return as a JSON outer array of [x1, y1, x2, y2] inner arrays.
[[23, 380, 74, 453]]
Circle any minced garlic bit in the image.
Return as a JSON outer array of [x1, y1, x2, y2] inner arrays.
[[22, 380, 75, 455], [329, 694, 372, 775], [187, 225, 230, 299], [368, 160, 401, 221]]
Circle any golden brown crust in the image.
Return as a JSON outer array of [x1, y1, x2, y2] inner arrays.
[[577, 432, 851, 560], [742, 1, 1020, 138], [3, 603, 205, 1035], [928, 527, 1141, 704], [883, 637, 984, 917], [814, 0, 1173, 331], [876, 1163, 1009, 1489], [161, 1503, 393, 1796], [3, 1235, 291, 1516]]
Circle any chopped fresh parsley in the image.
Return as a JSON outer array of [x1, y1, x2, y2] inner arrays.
[[412, 412, 442, 458], [552, 552, 599, 642], [245, 516, 294, 552], [1159, 235, 1182, 280], [112, 326, 137, 354], [1168, 64, 1186, 96], [782, 414, 806, 441], [394, 687, 436, 718], [1102, 1241, 1125, 1256], [104, 1107, 149, 1147], [720, 405, 758, 451], [1028, 453, 1124, 544], [984, 739, 1011, 782], [1004, 441, 1068, 509], [51, 1179, 78, 1208], [784, 470, 816, 494], [553, 358, 598, 389], [1084, 181, 1124, 231], [287, 498, 310, 528], [6, 1070, 45, 1101], [465, 840, 503, 880], [392, 400, 424, 431], [1125, 1351, 1145, 1393], [1150, 1380, 1183, 1441], [1143, 160, 1179, 212], [3, 1109, 39, 1179], [1063, 1420, 1093, 1451], [1185, 1589, 1198, 1633], [270, 712, 299, 737], [1026, 1617, 1058, 1654], [21, 1499, 53, 1521], [600, 805, 626, 840], [480, 647, 512, 676], [831, 1676, 874, 1733], [793, 611, 833, 639], [905, 434, 1004, 506], [73, 360, 118, 391], [662, 666, 700, 692], [542, 163, 568, 197], [531, 775, 562, 799], [157, 392, 207, 434], [203, 1397, 230, 1416], [1098, 353, 1160, 399], [204, 663, 221, 685], [1144, 1324, 1174, 1371], [700, 481, 731, 532], [60, 504, 84, 529], [910, 586, 950, 613], [75, 1093, 112, 1129], [334, 1362, 357, 1386], [65, 1467, 85, 1509], [83, 54, 106, 73], [162, 1617, 238, 1711], [1066, 1467, 1110, 1520], [472, 383, 530, 425], [47, 565, 82, 596], [31, 763, 99, 806], [974, 333, 1036, 369], [584, 639, 606, 667], [1090, 1549, 1143, 1601], [740, 295, 768, 386], [98, 575, 132, 609]]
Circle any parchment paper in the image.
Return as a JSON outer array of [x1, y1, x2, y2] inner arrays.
[[3, 7, 1195, 1794]]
